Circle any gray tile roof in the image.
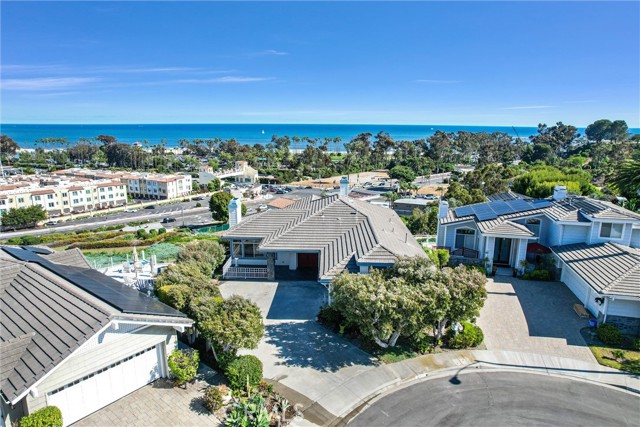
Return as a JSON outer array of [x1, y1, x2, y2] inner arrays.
[[41, 248, 93, 269], [0, 248, 192, 404], [476, 220, 535, 237], [552, 242, 640, 298], [224, 195, 425, 279], [0, 258, 111, 403]]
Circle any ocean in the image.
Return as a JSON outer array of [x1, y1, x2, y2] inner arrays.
[[1, 123, 636, 150]]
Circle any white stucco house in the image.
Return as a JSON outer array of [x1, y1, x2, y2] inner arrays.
[[437, 186, 640, 333], [0, 247, 193, 427]]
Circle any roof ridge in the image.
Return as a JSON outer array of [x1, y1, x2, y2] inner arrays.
[[341, 197, 383, 245]]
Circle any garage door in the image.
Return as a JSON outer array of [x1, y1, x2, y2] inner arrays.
[[561, 264, 598, 316], [47, 345, 163, 426]]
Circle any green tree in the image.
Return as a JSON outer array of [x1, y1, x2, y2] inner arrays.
[[388, 165, 416, 184], [331, 270, 426, 348], [176, 240, 226, 276], [209, 192, 234, 222], [1, 205, 47, 230], [611, 158, 640, 198], [167, 348, 199, 388], [208, 178, 221, 192], [154, 261, 221, 314], [192, 295, 264, 360], [404, 206, 438, 235], [585, 119, 612, 142], [0, 135, 20, 159]]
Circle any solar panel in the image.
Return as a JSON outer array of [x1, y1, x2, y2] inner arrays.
[[21, 246, 53, 255], [472, 204, 498, 221], [489, 200, 514, 215], [2, 247, 187, 318], [531, 200, 553, 208], [506, 199, 533, 213], [454, 206, 474, 217]]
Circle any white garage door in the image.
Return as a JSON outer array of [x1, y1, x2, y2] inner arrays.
[[561, 264, 598, 316], [47, 345, 163, 426]]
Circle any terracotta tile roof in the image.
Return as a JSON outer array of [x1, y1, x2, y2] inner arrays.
[[30, 189, 55, 196], [268, 197, 298, 209]]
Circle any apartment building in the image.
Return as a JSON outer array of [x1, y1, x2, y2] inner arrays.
[[52, 168, 192, 200], [0, 177, 127, 218]]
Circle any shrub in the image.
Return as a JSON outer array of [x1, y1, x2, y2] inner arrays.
[[19, 406, 63, 427], [225, 355, 263, 391], [435, 249, 450, 269], [158, 227, 167, 234], [466, 265, 487, 275], [202, 386, 224, 413], [168, 348, 199, 387], [446, 321, 484, 349], [522, 269, 550, 281], [149, 228, 158, 237], [632, 338, 640, 351], [597, 323, 623, 346], [317, 305, 345, 332], [611, 349, 626, 361], [195, 202, 202, 208], [20, 235, 42, 245], [136, 229, 149, 239]]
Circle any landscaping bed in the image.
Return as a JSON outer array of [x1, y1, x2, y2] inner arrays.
[[580, 327, 640, 375]]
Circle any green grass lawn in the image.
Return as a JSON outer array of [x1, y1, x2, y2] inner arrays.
[[589, 346, 640, 375]]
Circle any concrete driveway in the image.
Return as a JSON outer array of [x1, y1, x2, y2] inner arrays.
[[477, 276, 595, 363], [219, 280, 376, 425]]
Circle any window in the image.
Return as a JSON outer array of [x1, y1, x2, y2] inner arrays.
[[455, 228, 475, 250], [47, 194, 53, 199], [72, 191, 78, 196], [48, 202, 55, 207], [100, 188, 105, 192], [243, 241, 259, 257], [526, 218, 541, 236], [34, 195, 41, 201], [86, 190, 91, 194], [0, 200, 5, 205], [108, 194, 113, 199], [62, 192, 67, 197], [73, 199, 79, 204], [18, 197, 24, 203], [233, 242, 242, 257], [63, 201, 68, 205], [600, 223, 623, 239], [86, 197, 91, 201]]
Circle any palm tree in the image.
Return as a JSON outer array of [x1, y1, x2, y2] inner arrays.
[[611, 158, 640, 198]]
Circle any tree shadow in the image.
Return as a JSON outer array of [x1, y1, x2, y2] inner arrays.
[[189, 396, 211, 416], [264, 321, 376, 372]]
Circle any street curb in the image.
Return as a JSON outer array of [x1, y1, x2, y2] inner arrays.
[[326, 363, 639, 427]]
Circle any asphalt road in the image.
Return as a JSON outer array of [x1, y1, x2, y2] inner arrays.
[[348, 371, 639, 427], [0, 188, 325, 239]]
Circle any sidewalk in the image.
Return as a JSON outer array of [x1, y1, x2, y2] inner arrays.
[[287, 349, 640, 427]]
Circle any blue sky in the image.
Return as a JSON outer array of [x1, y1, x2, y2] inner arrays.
[[1, 1, 638, 126]]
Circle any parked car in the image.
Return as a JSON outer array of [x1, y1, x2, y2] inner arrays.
[[193, 196, 204, 201], [161, 217, 176, 223], [125, 209, 138, 213], [276, 190, 286, 194], [305, 186, 313, 189], [144, 205, 156, 209], [45, 221, 58, 226]]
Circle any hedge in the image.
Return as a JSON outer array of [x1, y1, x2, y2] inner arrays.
[[597, 323, 623, 346], [446, 321, 484, 349], [225, 355, 263, 391], [522, 269, 551, 281], [19, 406, 63, 427]]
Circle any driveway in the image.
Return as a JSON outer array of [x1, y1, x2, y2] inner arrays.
[[219, 281, 376, 425], [477, 276, 596, 363], [73, 365, 221, 427]]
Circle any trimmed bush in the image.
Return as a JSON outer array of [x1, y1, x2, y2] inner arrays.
[[435, 249, 450, 269], [225, 355, 263, 391], [317, 305, 345, 332], [446, 321, 484, 349], [202, 386, 224, 413], [19, 406, 63, 427], [522, 269, 550, 281], [632, 338, 640, 351], [168, 348, 199, 387], [597, 323, 623, 346], [158, 227, 167, 234]]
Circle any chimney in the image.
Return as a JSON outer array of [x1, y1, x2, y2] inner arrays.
[[340, 176, 349, 197], [228, 197, 242, 227], [438, 200, 449, 219], [553, 185, 567, 201]]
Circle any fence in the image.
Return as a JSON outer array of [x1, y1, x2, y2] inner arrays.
[[222, 257, 268, 279], [193, 224, 230, 234]]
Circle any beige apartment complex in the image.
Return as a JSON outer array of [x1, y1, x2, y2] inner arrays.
[[0, 177, 127, 218], [52, 168, 193, 200]]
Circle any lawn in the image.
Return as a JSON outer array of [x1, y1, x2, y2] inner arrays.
[[589, 345, 640, 375]]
